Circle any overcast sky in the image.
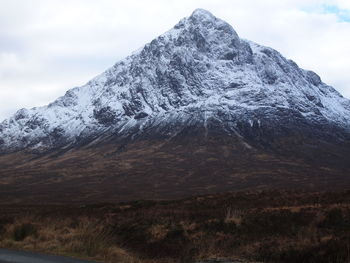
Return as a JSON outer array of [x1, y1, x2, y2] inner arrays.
[[0, 0, 350, 121]]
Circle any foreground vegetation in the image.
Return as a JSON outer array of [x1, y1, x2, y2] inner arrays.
[[1, 190, 350, 262]]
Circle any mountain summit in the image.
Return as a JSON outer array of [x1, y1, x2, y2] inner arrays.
[[0, 9, 349, 203]]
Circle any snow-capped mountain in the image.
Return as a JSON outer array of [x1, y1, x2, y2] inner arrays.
[[1, 9, 350, 203], [0, 8, 350, 153]]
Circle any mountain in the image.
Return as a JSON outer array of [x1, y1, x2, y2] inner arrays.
[[0, 9, 350, 204]]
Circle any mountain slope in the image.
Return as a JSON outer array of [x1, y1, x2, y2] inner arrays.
[[0, 9, 349, 203]]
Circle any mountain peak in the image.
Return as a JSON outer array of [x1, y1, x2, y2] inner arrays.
[[168, 9, 243, 61], [186, 8, 237, 36], [190, 8, 216, 21]]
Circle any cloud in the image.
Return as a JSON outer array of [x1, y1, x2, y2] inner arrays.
[[0, 0, 349, 120]]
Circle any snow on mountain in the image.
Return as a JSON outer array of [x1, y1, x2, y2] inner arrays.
[[0, 8, 349, 152]]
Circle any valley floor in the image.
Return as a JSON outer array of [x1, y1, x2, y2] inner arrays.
[[1, 190, 350, 263]]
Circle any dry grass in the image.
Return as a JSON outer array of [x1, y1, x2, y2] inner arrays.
[[1, 190, 350, 262], [1, 134, 350, 205], [225, 208, 244, 225], [0, 216, 141, 263]]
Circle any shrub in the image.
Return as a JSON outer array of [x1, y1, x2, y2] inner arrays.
[[318, 208, 350, 232], [201, 219, 236, 234], [73, 220, 113, 257], [13, 223, 37, 241]]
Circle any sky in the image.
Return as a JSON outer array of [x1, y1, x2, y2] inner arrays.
[[0, 0, 350, 121]]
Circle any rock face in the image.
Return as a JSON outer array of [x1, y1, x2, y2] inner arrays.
[[0, 8, 349, 153], [0, 9, 349, 204]]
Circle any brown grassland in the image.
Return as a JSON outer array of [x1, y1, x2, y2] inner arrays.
[[1, 190, 350, 262]]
